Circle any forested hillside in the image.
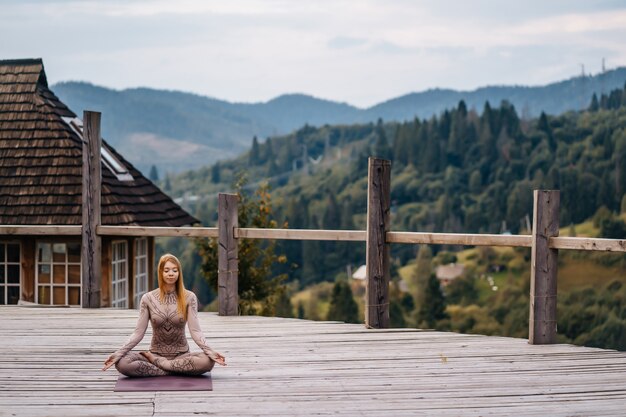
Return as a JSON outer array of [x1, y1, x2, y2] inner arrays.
[[53, 67, 626, 174], [162, 83, 626, 350], [173, 82, 626, 240]]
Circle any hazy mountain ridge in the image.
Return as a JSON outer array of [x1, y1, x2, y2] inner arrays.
[[52, 67, 626, 173]]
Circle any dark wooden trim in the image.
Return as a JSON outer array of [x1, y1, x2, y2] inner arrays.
[[218, 193, 239, 316], [529, 190, 559, 344], [365, 157, 391, 329]]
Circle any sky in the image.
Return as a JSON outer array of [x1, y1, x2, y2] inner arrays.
[[2, 0, 626, 108]]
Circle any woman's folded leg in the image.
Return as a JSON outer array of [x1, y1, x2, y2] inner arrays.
[[148, 352, 215, 376], [115, 352, 169, 377]]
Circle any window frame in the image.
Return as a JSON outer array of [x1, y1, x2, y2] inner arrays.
[[133, 238, 149, 308], [111, 240, 129, 308], [0, 241, 21, 305], [35, 241, 81, 306]]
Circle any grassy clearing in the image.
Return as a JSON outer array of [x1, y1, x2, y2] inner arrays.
[[558, 257, 625, 292], [290, 281, 334, 320]]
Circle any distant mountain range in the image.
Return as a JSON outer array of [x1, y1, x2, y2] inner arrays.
[[52, 67, 626, 174]]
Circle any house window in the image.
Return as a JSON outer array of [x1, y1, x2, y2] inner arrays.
[[36, 242, 81, 306], [134, 238, 149, 308], [0, 242, 21, 305], [111, 241, 128, 308]]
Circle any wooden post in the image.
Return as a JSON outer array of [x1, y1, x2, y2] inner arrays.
[[365, 157, 391, 328], [81, 111, 102, 308], [218, 193, 239, 316], [529, 190, 559, 344]]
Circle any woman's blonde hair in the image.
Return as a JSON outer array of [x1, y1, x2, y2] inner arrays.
[[157, 253, 188, 320]]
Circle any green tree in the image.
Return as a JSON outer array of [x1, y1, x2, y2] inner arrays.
[[614, 129, 626, 197], [373, 119, 392, 160], [197, 177, 288, 315], [411, 245, 432, 307], [149, 165, 159, 182], [445, 275, 478, 305], [589, 93, 599, 111], [389, 300, 407, 328], [415, 274, 448, 328], [211, 163, 221, 183], [327, 281, 359, 323], [272, 287, 294, 318], [249, 136, 260, 166], [163, 174, 171, 192], [469, 170, 482, 194], [600, 216, 626, 239]]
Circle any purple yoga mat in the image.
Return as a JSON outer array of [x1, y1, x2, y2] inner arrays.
[[114, 374, 213, 392]]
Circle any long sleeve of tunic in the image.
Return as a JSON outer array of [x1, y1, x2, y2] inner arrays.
[[186, 292, 214, 357], [112, 293, 150, 361]]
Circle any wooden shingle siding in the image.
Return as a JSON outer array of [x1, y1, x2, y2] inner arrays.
[[0, 58, 197, 227]]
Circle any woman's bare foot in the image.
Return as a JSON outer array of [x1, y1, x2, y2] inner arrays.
[[140, 351, 157, 364]]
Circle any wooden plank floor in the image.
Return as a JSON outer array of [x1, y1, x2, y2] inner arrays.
[[1, 307, 626, 416]]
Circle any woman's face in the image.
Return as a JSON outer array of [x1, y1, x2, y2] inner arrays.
[[162, 260, 179, 286]]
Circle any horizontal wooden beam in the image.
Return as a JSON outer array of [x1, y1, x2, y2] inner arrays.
[[235, 228, 367, 241], [386, 232, 533, 247], [2, 225, 625, 253], [97, 226, 218, 238], [0, 226, 81, 235], [550, 236, 626, 252]]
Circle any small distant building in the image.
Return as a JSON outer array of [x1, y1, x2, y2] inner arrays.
[[0, 58, 198, 308], [351, 264, 367, 280], [435, 263, 465, 286]]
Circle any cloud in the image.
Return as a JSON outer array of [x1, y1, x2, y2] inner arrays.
[[2, 0, 625, 107]]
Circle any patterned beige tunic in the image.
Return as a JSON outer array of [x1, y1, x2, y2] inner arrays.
[[113, 288, 214, 376]]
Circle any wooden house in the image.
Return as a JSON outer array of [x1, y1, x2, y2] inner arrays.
[[0, 58, 198, 308]]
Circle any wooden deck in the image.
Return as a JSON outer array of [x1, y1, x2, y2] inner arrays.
[[1, 307, 626, 416]]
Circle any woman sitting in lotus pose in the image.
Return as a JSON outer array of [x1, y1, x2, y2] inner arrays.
[[102, 253, 226, 377]]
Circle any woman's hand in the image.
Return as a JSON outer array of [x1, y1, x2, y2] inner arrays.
[[207, 350, 226, 366], [102, 354, 118, 371]]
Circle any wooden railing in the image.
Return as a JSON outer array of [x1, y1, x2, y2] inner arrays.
[[2, 111, 626, 345]]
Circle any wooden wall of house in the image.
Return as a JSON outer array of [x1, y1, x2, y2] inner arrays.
[[21, 237, 35, 303], [10, 235, 155, 308]]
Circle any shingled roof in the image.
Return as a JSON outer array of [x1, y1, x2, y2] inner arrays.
[[0, 58, 198, 226]]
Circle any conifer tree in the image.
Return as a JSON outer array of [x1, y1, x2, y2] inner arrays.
[[537, 112, 556, 152], [272, 287, 294, 318], [415, 273, 448, 328], [211, 163, 221, 183], [163, 174, 171, 192], [411, 245, 432, 307], [373, 119, 392, 160], [327, 281, 359, 323], [589, 93, 600, 111], [149, 165, 159, 182], [249, 136, 260, 166]]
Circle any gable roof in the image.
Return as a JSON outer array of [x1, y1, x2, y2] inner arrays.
[[435, 263, 465, 281], [0, 58, 198, 226]]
